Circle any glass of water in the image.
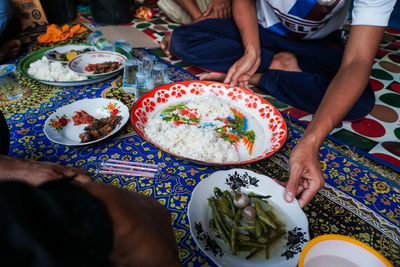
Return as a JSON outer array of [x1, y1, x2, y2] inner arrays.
[[87, 30, 113, 51], [114, 39, 132, 57], [134, 70, 150, 102], [152, 63, 170, 87], [0, 64, 23, 100], [141, 55, 156, 72], [122, 59, 141, 94]]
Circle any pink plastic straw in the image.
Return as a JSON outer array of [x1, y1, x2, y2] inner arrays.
[[99, 159, 159, 179]]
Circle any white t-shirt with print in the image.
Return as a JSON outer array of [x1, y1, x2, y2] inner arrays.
[[256, 0, 396, 39]]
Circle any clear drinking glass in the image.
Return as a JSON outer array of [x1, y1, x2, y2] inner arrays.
[[152, 63, 170, 87], [141, 55, 156, 72], [87, 30, 113, 51], [113, 39, 132, 57], [122, 59, 141, 93], [134, 70, 150, 102], [0, 64, 23, 100]]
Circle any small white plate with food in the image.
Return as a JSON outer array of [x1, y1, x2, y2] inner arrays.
[[44, 98, 129, 146], [68, 51, 126, 77], [188, 168, 310, 267]]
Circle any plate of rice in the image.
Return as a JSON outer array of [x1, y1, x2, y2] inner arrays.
[[18, 46, 119, 86], [131, 81, 287, 165], [44, 98, 129, 146], [188, 168, 309, 267]]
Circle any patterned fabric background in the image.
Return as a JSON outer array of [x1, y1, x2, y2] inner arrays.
[[1, 42, 400, 265]]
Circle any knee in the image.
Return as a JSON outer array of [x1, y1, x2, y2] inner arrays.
[[170, 25, 193, 59], [343, 85, 375, 121]]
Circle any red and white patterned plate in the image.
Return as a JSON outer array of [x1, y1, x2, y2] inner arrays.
[[131, 81, 287, 165]]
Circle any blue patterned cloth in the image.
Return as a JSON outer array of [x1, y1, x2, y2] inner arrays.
[[1, 48, 399, 266]]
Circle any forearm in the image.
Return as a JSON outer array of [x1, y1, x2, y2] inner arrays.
[[0, 155, 92, 185], [301, 61, 371, 148], [0, 155, 29, 181], [232, 0, 259, 55], [301, 25, 384, 149]]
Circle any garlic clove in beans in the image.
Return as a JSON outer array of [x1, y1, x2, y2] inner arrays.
[[242, 205, 257, 222], [233, 191, 250, 208]]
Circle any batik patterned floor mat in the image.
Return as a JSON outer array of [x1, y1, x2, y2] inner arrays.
[[2, 47, 400, 266]]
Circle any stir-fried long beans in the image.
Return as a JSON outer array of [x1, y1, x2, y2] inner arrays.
[[207, 187, 286, 259]]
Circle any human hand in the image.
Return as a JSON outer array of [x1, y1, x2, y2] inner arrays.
[[203, 0, 232, 18], [224, 48, 260, 89], [84, 182, 181, 267], [283, 139, 325, 208], [0, 155, 92, 185]]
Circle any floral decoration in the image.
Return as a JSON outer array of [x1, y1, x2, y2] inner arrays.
[[49, 114, 69, 131]]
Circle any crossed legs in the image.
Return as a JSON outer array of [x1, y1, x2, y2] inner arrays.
[[168, 18, 375, 120]]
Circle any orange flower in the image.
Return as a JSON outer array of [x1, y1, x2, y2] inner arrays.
[[107, 104, 116, 112], [51, 120, 61, 128]]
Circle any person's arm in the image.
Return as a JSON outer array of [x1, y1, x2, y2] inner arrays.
[[0, 155, 92, 185], [83, 182, 181, 267], [284, 25, 385, 208], [223, 0, 260, 89]]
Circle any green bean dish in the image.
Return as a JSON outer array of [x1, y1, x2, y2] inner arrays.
[[208, 187, 286, 259]]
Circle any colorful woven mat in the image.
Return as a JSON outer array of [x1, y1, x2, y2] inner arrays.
[[121, 6, 400, 173], [1, 44, 399, 266]]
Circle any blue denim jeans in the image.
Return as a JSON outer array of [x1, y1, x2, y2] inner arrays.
[[0, 0, 12, 35]]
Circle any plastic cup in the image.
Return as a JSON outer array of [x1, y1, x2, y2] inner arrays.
[[122, 59, 141, 93], [141, 55, 156, 72], [113, 39, 132, 57], [0, 64, 23, 100], [152, 63, 170, 87], [134, 70, 150, 101], [88, 30, 113, 51]]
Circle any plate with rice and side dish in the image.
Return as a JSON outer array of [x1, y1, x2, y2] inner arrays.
[[188, 168, 310, 267], [44, 98, 129, 146], [18, 46, 120, 86], [131, 81, 287, 165]]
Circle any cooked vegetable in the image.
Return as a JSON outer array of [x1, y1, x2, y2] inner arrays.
[[242, 205, 256, 222], [233, 191, 250, 208], [208, 187, 285, 260]]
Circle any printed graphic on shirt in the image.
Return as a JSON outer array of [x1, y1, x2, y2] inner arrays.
[[268, 0, 340, 38], [262, 0, 343, 39]]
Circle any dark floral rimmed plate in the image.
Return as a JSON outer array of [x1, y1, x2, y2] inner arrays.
[[188, 168, 310, 267]]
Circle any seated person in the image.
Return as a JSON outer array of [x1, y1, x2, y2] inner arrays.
[[159, 0, 231, 57], [0, 111, 180, 267], [0, 177, 180, 267], [162, 0, 396, 208], [0, 0, 20, 63], [158, 0, 232, 24]]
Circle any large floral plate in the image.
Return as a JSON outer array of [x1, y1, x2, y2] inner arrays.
[[18, 47, 118, 87], [131, 81, 287, 165], [188, 169, 310, 267], [68, 51, 126, 77], [44, 98, 129, 146]]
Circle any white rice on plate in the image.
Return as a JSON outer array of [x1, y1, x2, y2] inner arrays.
[[144, 96, 241, 163], [27, 56, 87, 82]]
